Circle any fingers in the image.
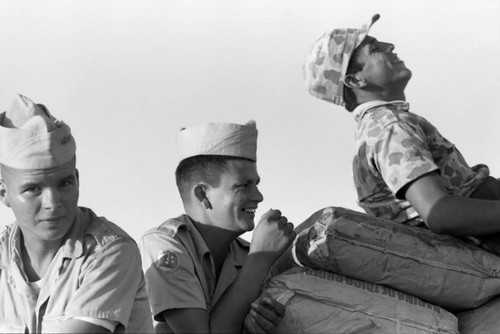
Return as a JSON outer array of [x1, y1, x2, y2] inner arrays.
[[261, 208, 282, 221], [264, 210, 293, 230], [261, 295, 285, 318], [244, 313, 268, 334], [251, 294, 286, 327], [248, 309, 275, 333]]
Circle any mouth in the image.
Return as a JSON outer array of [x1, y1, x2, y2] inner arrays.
[[39, 216, 64, 223], [392, 54, 403, 63], [242, 208, 257, 215]]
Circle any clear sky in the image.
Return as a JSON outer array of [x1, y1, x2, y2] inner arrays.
[[1, 0, 499, 242]]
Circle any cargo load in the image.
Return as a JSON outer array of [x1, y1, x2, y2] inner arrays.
[[262, 267, 458, 334], [457, 295, 500, 333], [288, 206, 500, 310]]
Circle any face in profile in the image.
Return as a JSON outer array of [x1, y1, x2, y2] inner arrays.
[[352, 36, 412, 91], [204, 159, 264, 233], [0, 158, 79, 244]]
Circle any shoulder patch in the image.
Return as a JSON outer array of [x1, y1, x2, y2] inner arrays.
[[155, 250, 180, 273]]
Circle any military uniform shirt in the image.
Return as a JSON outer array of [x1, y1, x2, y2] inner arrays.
[[352, 100, 489, 226], [0, 207, 154, 333], [140, 214, 249, 333]]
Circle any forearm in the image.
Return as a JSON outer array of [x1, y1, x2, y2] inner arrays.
[[54, 319, 110, 333], [427, 195, 500, 236], [209, 253, 273, 333]]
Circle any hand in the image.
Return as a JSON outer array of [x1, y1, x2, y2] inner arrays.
[[249, 209, 296, 263], [243, 293, 285, 334]]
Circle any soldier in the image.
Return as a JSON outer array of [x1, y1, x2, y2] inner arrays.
[[303, 14, 500, 250], [140, 120, 296, 333], [0, 94, 153, 333]]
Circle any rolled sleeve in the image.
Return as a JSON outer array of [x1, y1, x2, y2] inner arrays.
[[63, 238, 143, 326], [140, 231, 207, 321], [374, 121, 439, 198]]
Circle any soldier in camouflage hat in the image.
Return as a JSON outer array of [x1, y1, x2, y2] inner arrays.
[[304, 14, 500, 251]]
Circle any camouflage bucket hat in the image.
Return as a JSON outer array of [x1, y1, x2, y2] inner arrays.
[[303, 14, 380, 106]]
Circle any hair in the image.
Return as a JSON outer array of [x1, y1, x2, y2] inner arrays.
[[343, 40, 369, 112], [175, 155, 248, 201]]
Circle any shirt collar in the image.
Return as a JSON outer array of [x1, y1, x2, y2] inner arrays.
[[230, 238, 249, 267], [5, 224, 22, 266], [181, 215, 248, 266], [2, 208, 85, 268], [352, 100, 410, 122], [181, 215, 211, 259], [59, 207, 87, 259]]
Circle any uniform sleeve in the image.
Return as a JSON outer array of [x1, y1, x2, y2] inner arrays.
[[139, 231, 207, 321], [372, 120, 439, 198], [72, 317, 117, 332], [62, 238, 145, 327]]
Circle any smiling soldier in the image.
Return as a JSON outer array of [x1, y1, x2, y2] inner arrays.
[[140, 121, 296, 333], [0, 94, 153, 333]]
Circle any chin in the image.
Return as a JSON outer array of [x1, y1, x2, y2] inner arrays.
[[240, 219, 255, 232]]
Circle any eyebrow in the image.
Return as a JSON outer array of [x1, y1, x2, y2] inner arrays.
[[18, 172, 76, 188], [19, 181, 40, 189]]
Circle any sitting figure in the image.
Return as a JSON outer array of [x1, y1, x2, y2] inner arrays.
[[140, 120, 296, 333], [303, 14, 500, 251], [0, 94, 154, 333]]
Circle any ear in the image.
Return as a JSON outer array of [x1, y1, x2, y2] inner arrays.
[[75, 168, 80, 185], [193, 184, 212, 210], [344, 74, 367, 89], [0, 180, 11, 208]]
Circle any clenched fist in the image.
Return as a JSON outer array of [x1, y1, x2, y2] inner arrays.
[[249, 209, 296, 265]]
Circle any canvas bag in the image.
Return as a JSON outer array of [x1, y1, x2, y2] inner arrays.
[[290, 206, 500, 311], [263, 267, 458, 334]]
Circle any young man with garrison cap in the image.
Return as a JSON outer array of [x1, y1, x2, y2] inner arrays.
[[140, 120, 296, 333], [303, 14, 500, 251], [0, 94, 154, 333]]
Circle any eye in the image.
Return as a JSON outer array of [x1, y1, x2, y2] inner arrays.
[[23, 186, 41, 195], [59, 179, 74, 188]]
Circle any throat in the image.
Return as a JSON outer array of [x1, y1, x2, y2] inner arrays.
[[20, 235, 62, 282]]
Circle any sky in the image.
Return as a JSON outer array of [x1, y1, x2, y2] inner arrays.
[[0, 0, 499, 243]]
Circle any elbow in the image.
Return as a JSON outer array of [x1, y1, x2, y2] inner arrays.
[[426, 219, 448, 235], [425, 204, 454, 235]]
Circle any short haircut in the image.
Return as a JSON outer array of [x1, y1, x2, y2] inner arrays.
[[175, 155, 248, 201], [343, 39, 370, 112]]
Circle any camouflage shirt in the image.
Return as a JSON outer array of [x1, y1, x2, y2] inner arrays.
[[352, 100, 489, 227]]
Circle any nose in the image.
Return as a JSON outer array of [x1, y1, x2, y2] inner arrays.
[[42, 188, 62, 210], [251, 186, 264, 203], [384, 42, 395, 52]]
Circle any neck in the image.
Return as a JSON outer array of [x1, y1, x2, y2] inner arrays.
[[20, 233, 63, 281], [357, 90, 406, 105], [355, 81, 408, 105], [191, 219, 239, 270]]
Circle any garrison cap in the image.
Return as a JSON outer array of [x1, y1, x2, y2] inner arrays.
[[0, 94, 76, 169], [177, 120, 258, 162]]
